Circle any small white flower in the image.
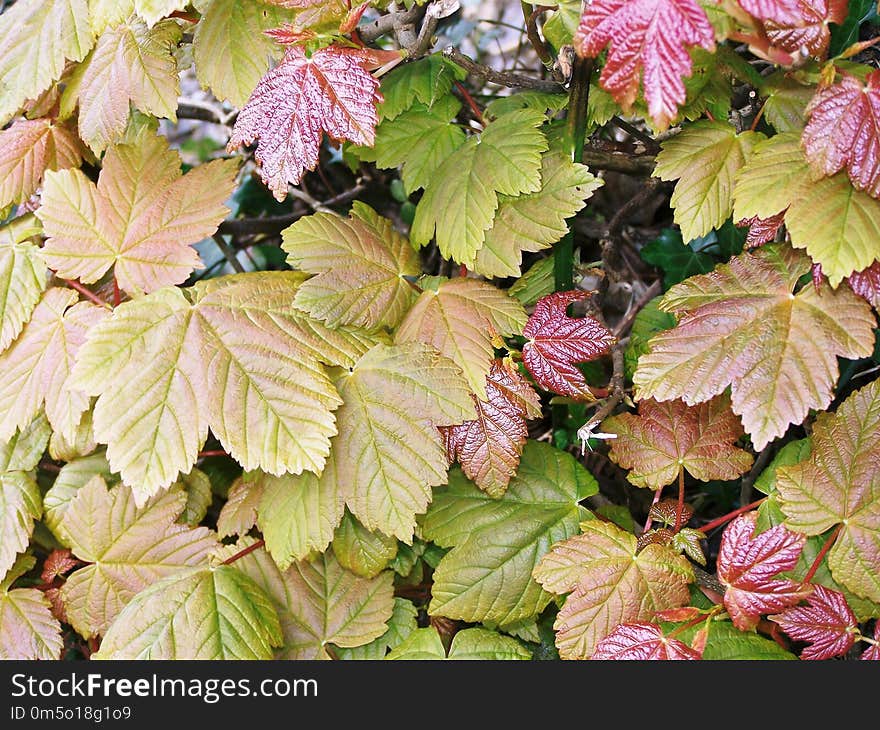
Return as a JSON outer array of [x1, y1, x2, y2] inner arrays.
[[577, 421, 618, 455]]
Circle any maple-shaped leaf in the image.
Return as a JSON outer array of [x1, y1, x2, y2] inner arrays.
[[0, 214, 47, 354], [0, 414, 51, 473], [533, 520, 693, 659], [41, 549, 80, 583], [848, 262, 880, 308], [216, 473, 262, 539], [64, 18, 180, 154], [43, 452, 118, 544], [472, 153, 603, 279], [734, 134, 880, 286], [224, 542, 394, 659], [94, 564, 282, 659], [522, 290, 616, 400], [802, 71, 880, 199], [776, 378, 880, 602], [0, 556, 63, 660], [228, 44, 382, 200], [331, 510, 398, 579], [378, 54, 466, 121], [71, 272, 375, 503], [370, 96, 467, 195], [192, 0, 296, 107], [769, 585, 858, 659], [0, 117, 83, 210], [38, 132, 237, 296], [440, 359, 542, 497], [603, 395, 753, 490], [330, 343, 475, 541], [263, 0, 348, 30], [574, 0, 715, 129], [386, 626, 531, 660], [59, 476, 217, 637], [763, 0, 847, 58], [738, 0, 803, 24], [737, 212, 786, 248], [424, 441, 597, 626], [0, 287, 108, 443], [282, 202, 420, 330], [256, 467, 344, 570], [410, 109, 549, 266], [592, 622, 702, 660], [338, 597, 418, 660], [863, 623, 880, 660], [0, 0, 94, 123], [633, 245, 876, 450], [0, 471, 41, 580], [654, 121, 763, 243], [395, 277, 527, 398], [716, 512, 811, 631], [761, 71, 815, 133]]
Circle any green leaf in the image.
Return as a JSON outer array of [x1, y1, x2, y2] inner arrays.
[[542, 0, 581, 49], [410, 109, 549, 266], [0, 216, 47, 354], [639, 228, 717, 287], [654, 121, 763, 243], [333, 343, 475, 541], [387, 626, 531, 660], [228, 545, 394, 659], [0, 471, 41, 581], [754, 438, 811, 532], [372, 97, 466, 195], [623, 297, 676, 380], [94, 564, 282, 659], [337, 597, 417, 660], [472, 152, 603, 279], [509, 256, 555, 306], [732, 133, 808, 222], [258, 468, 342, 571], [761, 72, 815, 133], [0, 414, 51, 473], [672, 620, 796, 659], [424, 441, 596, 626], [485, 91, 568, 119], [0, 0, 95, 123], [59, 477, 217, 637], [378, 55, 466, 120], [332, 510, 398, 579]]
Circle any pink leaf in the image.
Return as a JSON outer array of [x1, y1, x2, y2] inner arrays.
[[229, 44, 382, 200], [738, 0, 804, 24], [847, 261, 880, 308], [574, 0, 715, 129], [770, 584, 857, 660], [736, 211, 786, 248], [592, 622, 702, 660], [802, 71, 880, 198], [717, 512, 812, 631], [764, 0, 848, 59], [522, 290, 616, 400]]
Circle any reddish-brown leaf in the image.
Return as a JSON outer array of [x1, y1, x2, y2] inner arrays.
[[737, 211, 786, 248], [802, 71, 880, 198], [592, 622, 702, 660], [738, 0, 804, 24], [650, 499, 695, 527], [717, 512, 812, 631], [440, 359, 542, 497], [862, 623, 880, 660], [769, 584, 858, 660], [574, 0, 715, 129], [228, 44, 382, 200], [44, 586, 67, 624], [764, 0, 847, 58], [847, 261, 880, 308], [636, 528, 674, 551], [603, 395, 753, 490], [522, 290, 616, 400], [40, 549, 80, 583]]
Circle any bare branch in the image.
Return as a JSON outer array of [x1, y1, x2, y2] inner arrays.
[[442, 46, 565, 92]]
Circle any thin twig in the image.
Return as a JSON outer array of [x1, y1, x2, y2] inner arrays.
[[698, 498, 767, 534], [61, 278, 113, 310], [581, 147, 656, 175], [739, 443, 775, 506], [613, 279, 662, 337], [583, 344, 625, 431], [223, 539, 265, 565], [609, 117, 660, 152], [523, 4, 557, 73], [213, 234, 245, 274], [442, 46, 565, 92]]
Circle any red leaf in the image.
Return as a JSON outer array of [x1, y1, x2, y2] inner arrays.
[[716, 512, 812, 631], [263, 24, 317, 46], [228, 44, 382, 200], [440, 359, 542, 497], [522, 291, 616, 400], [40, 549, 81, 583], [847, 261, 880, 308], [769, 584, 857, 660], [802, 71, 880, 198], [736, 212, 786, 248], [764, 0, 847, 58], [862, 623, 880, 660], [574, 0, 715, 129], [592, 622, 702, 660], [738, 0, 804, 24]]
